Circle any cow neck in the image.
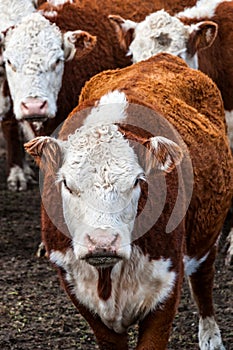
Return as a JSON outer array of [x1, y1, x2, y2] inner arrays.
[[97, 267, 113, 301]]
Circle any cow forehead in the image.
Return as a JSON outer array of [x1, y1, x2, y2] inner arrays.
[[60, 124, 143, 190], [136, 11, 188, 38], [130, 11, 189, 59], [4, 14, 63, 63], [0, 0, 36, 32]]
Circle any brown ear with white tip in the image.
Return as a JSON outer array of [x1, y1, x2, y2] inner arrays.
[[63, 30, 97, 61], [108, 14, 137, 51], [145, 136, 183, 175]]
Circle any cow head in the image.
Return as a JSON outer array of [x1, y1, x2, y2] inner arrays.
[[1, 12, 96, 122], [25, 91, 183, 268], [109, 10, 218, 68]]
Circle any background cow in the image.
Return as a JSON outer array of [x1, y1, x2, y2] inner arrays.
[[108, 0, 233, 144], [25, 53, 233, 350]]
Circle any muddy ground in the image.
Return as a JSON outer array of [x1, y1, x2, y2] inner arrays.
[[0, 132, 232, 350]]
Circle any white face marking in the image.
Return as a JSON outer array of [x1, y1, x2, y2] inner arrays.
[[177, 0, 231, 19], [57, 91, 145, 260], [198, 316, 225, 350], [3, 13, 65, 120], [50, 246, 176, 333], [224, 110, 233, 148], [0, 0, 37, 120], [183, 253, 209, 276], [128, 10, 193, 64]]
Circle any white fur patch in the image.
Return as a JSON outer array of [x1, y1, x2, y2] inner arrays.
[[198, 316, 225, 350], [225, 228, 233, 266], [0, 0, 36, 32], [84, 90, 128, 126], [177, 0, 231, 19], [183, 253, 209, 276], [50, 246, 176, 333], [7, 165, 27, 191], [224, 110, 233, 148]]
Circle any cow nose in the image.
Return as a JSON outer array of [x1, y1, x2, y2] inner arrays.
[[86, 231, 120, 253], [21, 97, 48, 116]]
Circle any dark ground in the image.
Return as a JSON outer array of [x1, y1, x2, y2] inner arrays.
[[0, 134, 232, 350]]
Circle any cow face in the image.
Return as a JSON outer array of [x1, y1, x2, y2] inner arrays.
[[25, 91, 183, 268], [1, 13, 96, 121], [109, 10, 217, 69]]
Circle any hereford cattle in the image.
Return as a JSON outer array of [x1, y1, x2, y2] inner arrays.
[[1, 0, 199, 191], [108, 0, 233, 266], [25, 53, 233, 349], [108, 0, 233, 144]]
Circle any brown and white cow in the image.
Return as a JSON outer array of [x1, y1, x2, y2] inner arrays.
[[25, 53, 233, 349], [108, 0, 233, 266]]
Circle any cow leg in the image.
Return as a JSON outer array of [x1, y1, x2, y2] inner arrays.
[[59, 269, 128, 350], [188, 246, 225, 350], [1, 115, 27, 191], [136, 277, 182, 350], [1, 116, 37, 191]]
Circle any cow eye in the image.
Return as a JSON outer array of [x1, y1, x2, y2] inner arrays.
[[133, 174, 146, 188], [63, 179, 73, 194], [6, 59, 16, 72], [51, 58, 62, 70]]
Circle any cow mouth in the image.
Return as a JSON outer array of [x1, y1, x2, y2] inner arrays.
[[82, 252, 122, 268], [23, 115, 49, 123]]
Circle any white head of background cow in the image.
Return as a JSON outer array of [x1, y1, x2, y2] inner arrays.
[[0, 0, 40, 119], [25, 90, 183, 268], [1, 12, 96, 122], [109, 10, 218, 68]]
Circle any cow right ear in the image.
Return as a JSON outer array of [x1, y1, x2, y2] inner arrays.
[[108, 14, 137, 51], [188, 21, 218, 55], [24, 136, 63, 173], [63, 30, 97, 61], [145, 136, 183, 175]]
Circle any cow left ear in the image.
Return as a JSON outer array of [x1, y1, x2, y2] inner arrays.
[[108, 14, 137, 51], [63, 30, 97, 61], [24, 136, 63, 173], [145, 136, 183, 174], [188, 21, 218, 54]]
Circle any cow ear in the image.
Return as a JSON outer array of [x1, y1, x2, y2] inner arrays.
[[108, 14, 137, 51], [145, 136, 183, 174], [188, 21, 218, 55], [63, 30, 97, 61], [24, 136, 63, 173]]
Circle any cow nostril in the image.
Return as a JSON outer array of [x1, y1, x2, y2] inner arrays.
[[21, 102, 29, 110], [40, 100, 47, 110]]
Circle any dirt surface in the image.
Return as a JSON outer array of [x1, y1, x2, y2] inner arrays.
[[0, 133, 232, 350]]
